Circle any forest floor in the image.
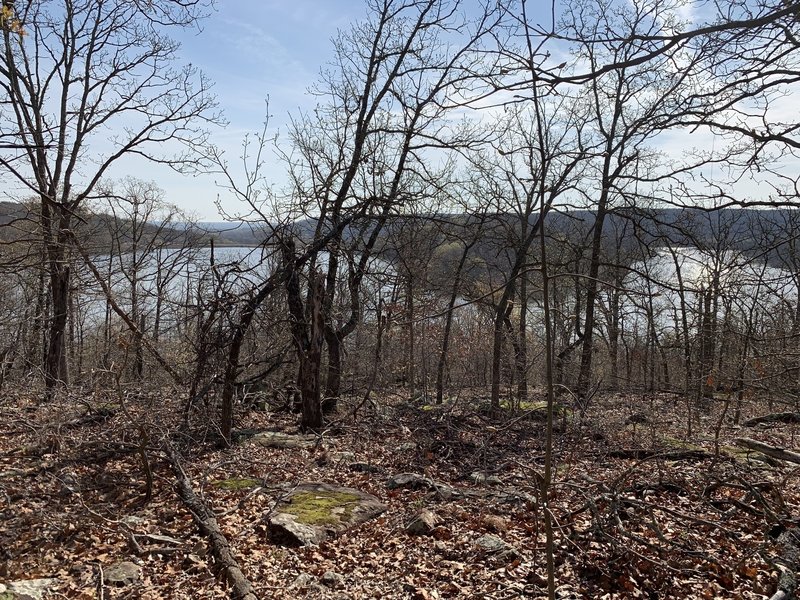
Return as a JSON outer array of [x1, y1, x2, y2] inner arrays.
[[1, 384, 799, 599]]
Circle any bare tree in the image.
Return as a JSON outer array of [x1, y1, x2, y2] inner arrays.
[[0, 0, 218, 395]]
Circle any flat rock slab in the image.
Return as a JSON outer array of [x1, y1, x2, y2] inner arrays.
[[269, 483, 387, 546], [475, 534, 520, 563], [251, 431, 316, 449], [1, 578, 58, 600], [103, 561, 142, 586], [386, 473, 461, 500]]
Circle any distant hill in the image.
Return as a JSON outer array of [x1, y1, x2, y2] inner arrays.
[[2, 201, 797, 259]]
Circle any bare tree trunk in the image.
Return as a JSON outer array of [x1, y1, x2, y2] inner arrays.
[[517, 274, 529, 404], [45, 256, 70, 394], [405, 277, 415, 400]]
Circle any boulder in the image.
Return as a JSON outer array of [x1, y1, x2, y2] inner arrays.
[[406, 509, 440, 536], [2, 578, 58, 600], [475, 534, 520, 563], [103, 561, 142, 586], [269, 483, 387, 546]]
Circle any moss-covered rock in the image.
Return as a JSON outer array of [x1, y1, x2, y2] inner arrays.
[[269, 483, 387, 546], [281, 490, 360, 525]]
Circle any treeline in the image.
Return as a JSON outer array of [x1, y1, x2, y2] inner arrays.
[[1, 0, 800, 446]]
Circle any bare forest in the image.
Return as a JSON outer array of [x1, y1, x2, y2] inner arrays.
[[3, 0, 800, 598]]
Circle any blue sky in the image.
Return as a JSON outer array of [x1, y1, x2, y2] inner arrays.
[[149, 1, 366, 220]]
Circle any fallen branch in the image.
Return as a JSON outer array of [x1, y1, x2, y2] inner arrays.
[[166, 447, 259, 600], [58, 408, 116, 430], [744, 413, 800, 428], [607, 448, 712, 461], [734, 438, 800, 466]]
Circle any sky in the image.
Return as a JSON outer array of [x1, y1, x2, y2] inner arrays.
[[141, 1, 366, 221], [108, 0, 798, 221]]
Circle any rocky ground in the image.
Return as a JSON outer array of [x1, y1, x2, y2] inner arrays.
[[1, 384, 799, 599]]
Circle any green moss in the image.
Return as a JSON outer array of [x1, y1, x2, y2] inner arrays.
[[282, 490, 361, 525], [212, 477, 260, 490]]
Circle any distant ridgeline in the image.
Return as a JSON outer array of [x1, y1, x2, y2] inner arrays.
[[1, 200, 796, 261]]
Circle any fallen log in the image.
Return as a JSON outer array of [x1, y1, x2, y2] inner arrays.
[[607, 448, 712, 461], [733, 438, 800, 466], [770, 528, 800, 600], [744, 413, 800, 428], [166, 448, 258, 600]]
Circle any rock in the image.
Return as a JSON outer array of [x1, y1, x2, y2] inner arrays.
[[121, 515, 145, 528], [475, 534, 519, 562], [4, 578, 58, 600], [495, 488, 538, 506], [386, 473, 461, 500], [386, 472, 436, 490], [103, 561, 142, 586], [269, 512, 327, 546], [470, 471, 502, 486], [406, 509, 440, 536], [58, 470, 79, 495], [269, 483, 387, 546], [251, 431, 316, 449], [290, 573, 316, 588], [348, 462, 381, 473], [321, 570, 344, 588], [289, 572, 327, 595], [332, 451, 356, 463]]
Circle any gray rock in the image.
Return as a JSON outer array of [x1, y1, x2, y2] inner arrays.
[[386, 472, 436, 490], [386, 473, 461, 500], [103, 561, 142, 586], [121, 515, 145, 528], [5, 578, 58, 600], [269, 483, 387, 546], [269, 512, 327, 546], [475, 534, 520, 562], [470, 471, 503, 486], [406, 509, 440, 536], [321, 570, 344, 588], [290, 573, 316, 588], [289, 573, 327, 595], [251, 431, 316, 449]]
